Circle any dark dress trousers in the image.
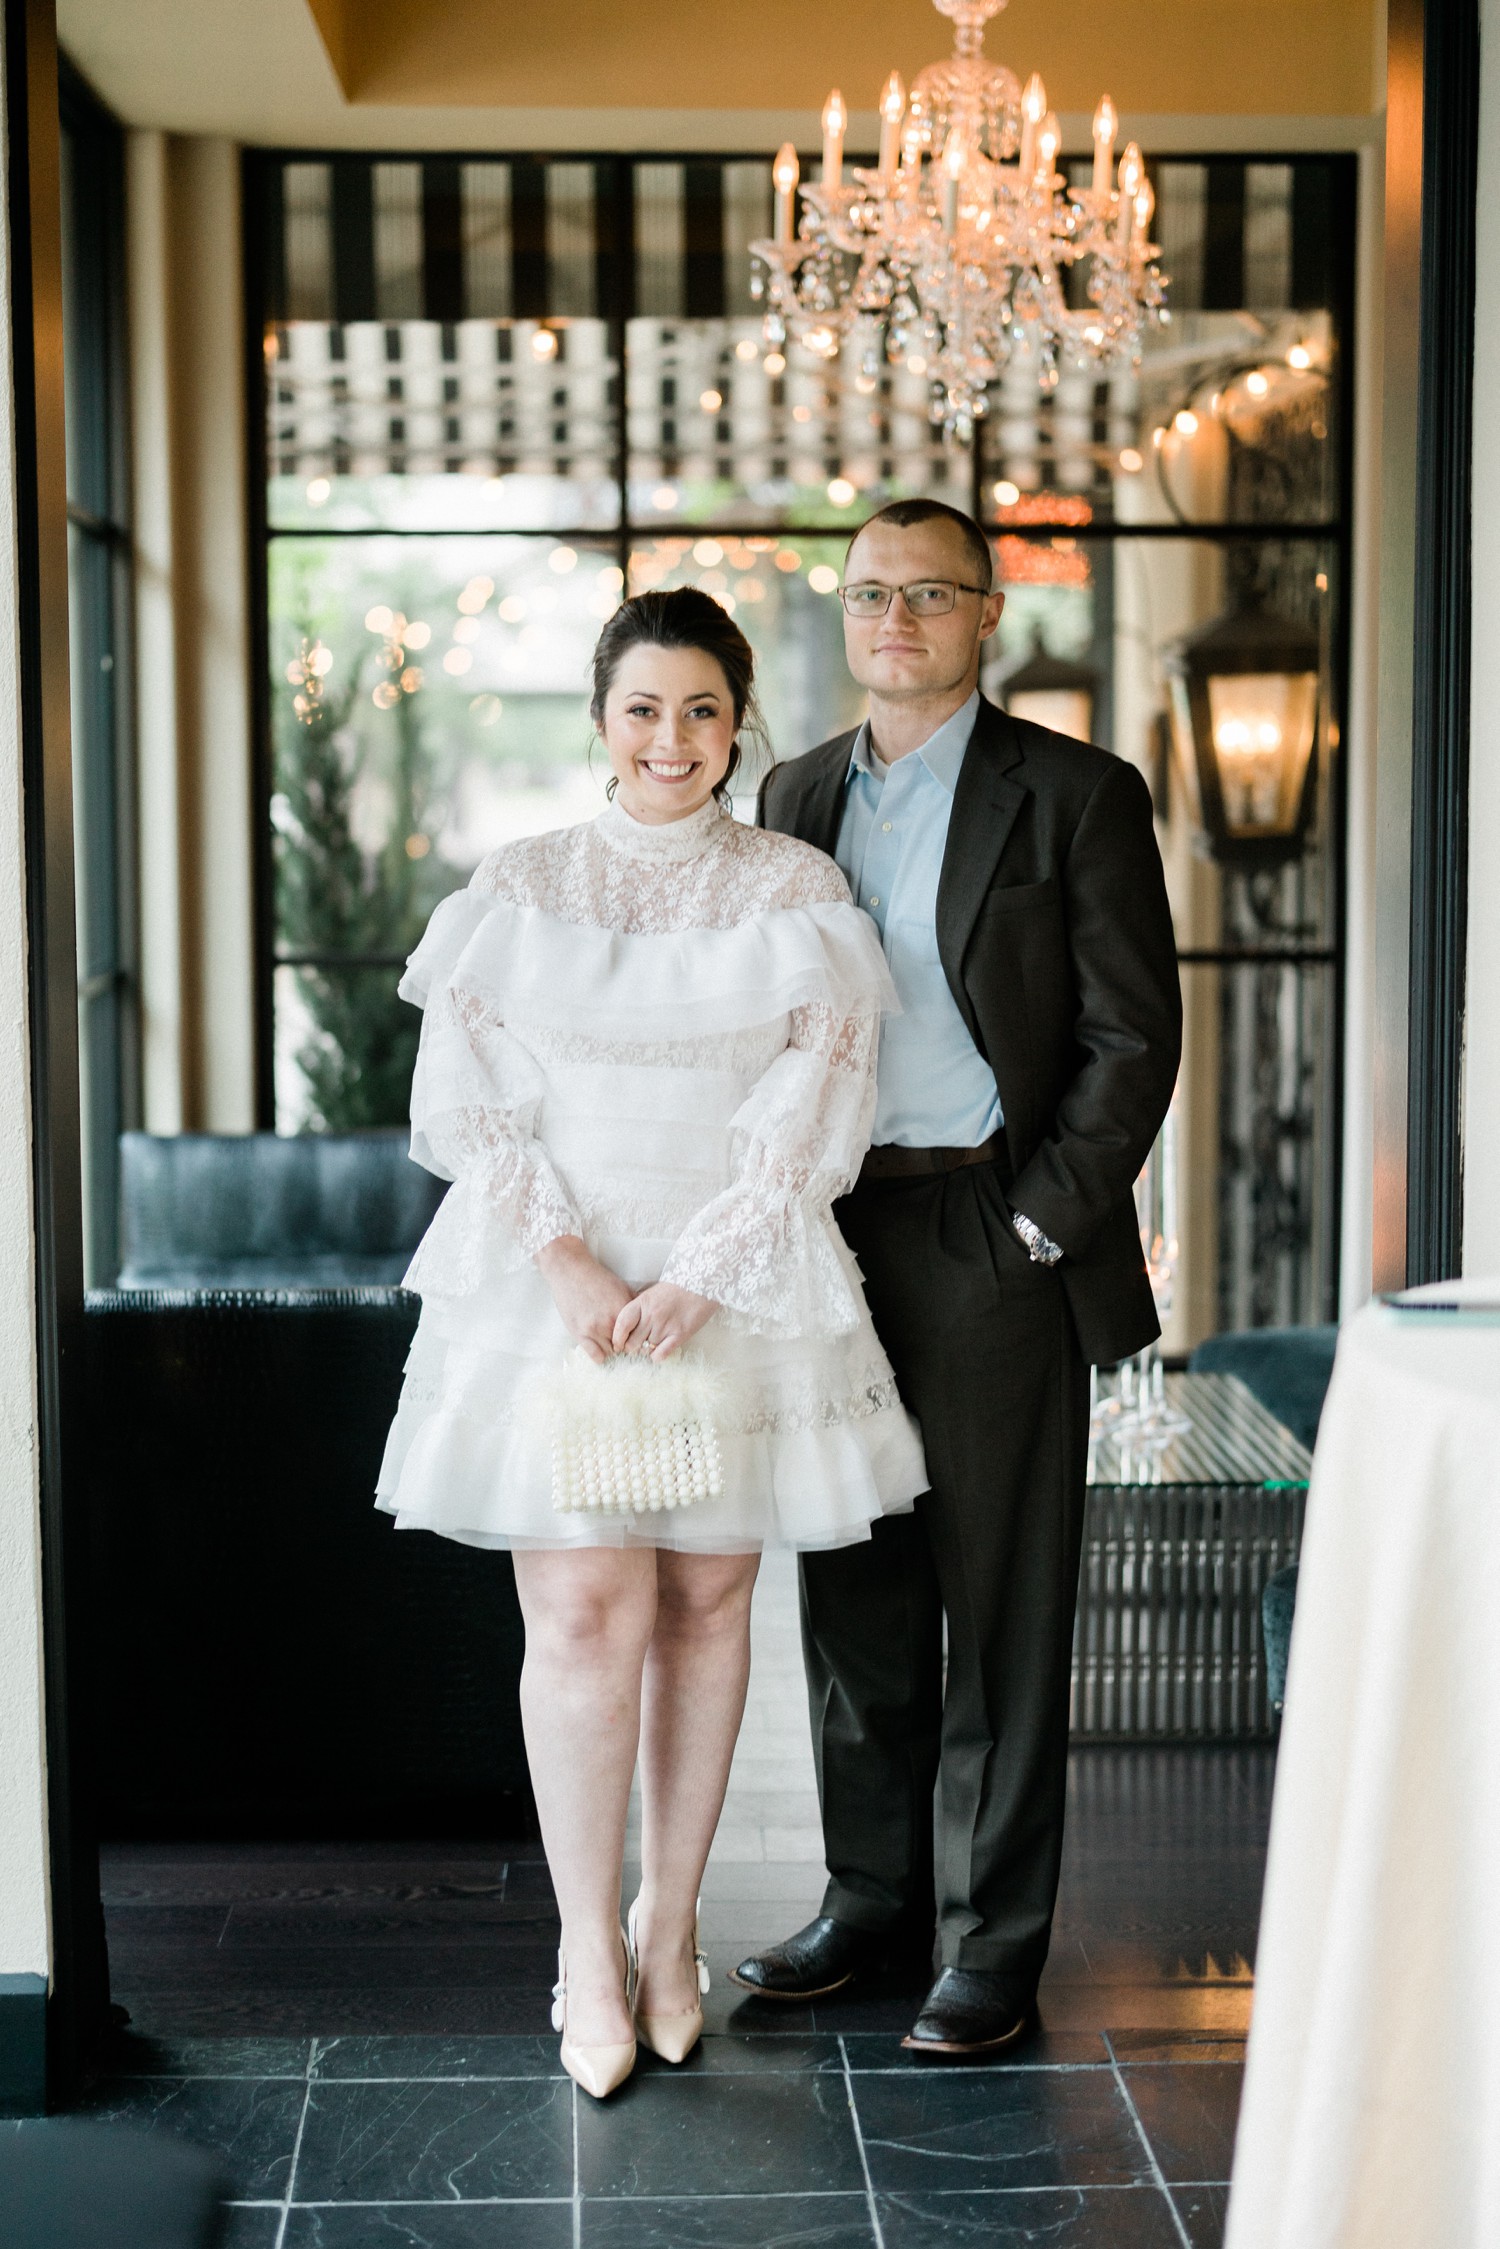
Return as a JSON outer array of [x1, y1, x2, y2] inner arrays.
[[759, 696, 1181, 1986]]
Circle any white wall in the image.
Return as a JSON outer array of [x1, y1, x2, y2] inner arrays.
[[0, 35, 54, 1985], [1464, 0, 1500, 1275], [129, 130, 187, 1131], [129, 131, 255, 1132]]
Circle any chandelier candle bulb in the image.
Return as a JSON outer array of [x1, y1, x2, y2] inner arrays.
[[879, 71, 907, 178], [821, 89, 848, 189], [1038, 111, 1061, 186], [1132, 176, 1155, 246], [1092, 94, 1118, 196], [1019, 72, 1047, 182], [942, 130, 965, 232], [1117, 142, 1144, 243], [772, 142, 799, 243]]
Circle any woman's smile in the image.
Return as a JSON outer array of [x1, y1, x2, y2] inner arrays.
[[603, 644, 738, 822]]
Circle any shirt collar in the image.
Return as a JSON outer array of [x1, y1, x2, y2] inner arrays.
[[846, 690, 981, 796]]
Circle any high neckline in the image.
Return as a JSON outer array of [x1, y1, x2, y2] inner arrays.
[[596, 794, 730, 862]]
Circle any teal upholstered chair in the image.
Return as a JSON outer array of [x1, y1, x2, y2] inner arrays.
[[1187, 1324, 1338, 1453], [1261, 1565, 1300, 1718]]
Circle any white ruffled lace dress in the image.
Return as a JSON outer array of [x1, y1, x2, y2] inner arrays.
[[375, 795, 928, 1552]]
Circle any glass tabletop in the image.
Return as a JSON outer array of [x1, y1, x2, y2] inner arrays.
[[1087, 1371, 1312, 1490]]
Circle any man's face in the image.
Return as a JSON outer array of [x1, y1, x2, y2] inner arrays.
[[841, 519, 1005, 701]]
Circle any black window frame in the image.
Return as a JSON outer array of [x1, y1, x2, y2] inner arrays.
[[242, 145, 1358, 1325], [59, 56, 139, 1285]]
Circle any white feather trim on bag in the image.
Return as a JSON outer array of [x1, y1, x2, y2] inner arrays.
[[525, 1350, 734, 1516]]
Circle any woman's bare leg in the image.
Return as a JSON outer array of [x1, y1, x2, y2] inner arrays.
[[512, 1546, 658, 2045], [632, 1548, 761, 2016]]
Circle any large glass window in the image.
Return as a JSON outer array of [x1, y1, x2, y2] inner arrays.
[[249, 150, 1355, 1336], [61, 62, 138, 1284]]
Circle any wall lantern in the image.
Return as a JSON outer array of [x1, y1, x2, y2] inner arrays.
[[1002, 632, 1098, 745], [1163, 600, 1320, 865]]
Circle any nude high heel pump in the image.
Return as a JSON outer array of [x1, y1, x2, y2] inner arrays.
[[552, 1931, 636, 2099], [628, 1897, 710, 2065]]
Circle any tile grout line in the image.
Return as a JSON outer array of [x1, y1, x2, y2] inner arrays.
[[571, 2075, 581, 2249], [1104, 2033, 1193, 2249], [233, 2193, 904, 2209], [838, 2034, 887, 2249], [118, 2052, 1219, 2084], [272, 2036, 318, 2249]]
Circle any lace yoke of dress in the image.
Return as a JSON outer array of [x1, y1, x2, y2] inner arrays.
[[471, 797, 850, 934], [401, 794, 893, 1340]]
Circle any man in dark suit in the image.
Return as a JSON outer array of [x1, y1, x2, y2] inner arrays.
[[732, 498, 1181, 2054]]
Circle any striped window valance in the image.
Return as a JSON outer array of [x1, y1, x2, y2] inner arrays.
[[265, 153, 1348, 329]]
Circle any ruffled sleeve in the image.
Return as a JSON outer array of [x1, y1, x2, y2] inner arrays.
[[658, 903, 892, 1338], [399, 884, 581, 1300]]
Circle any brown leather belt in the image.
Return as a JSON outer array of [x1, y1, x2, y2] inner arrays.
[[858, 1134, 1005, 1182]]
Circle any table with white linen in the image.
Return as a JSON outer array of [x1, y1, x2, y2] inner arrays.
[[1228, 1282, 1500, 2249]]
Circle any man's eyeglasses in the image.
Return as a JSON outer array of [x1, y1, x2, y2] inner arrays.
[[839, 580, 993, 619]]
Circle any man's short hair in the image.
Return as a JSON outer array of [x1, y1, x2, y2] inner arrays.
[[845, 498, 995, 592]]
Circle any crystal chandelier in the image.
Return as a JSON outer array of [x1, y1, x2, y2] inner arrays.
[[750, 0, 1167, 440]]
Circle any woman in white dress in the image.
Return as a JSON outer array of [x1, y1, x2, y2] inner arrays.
[[377, 589, 926, 2096]]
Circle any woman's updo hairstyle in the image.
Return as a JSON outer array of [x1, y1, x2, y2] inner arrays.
[[590, 586, 769, 805]]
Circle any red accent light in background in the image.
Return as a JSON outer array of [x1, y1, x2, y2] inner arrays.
[[993, 494, 1094, 527], [992, 536, 1092, 588]]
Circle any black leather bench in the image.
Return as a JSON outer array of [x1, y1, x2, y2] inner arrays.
[[115, 1128, 446, 1290], [85, 1136, 532, 1839]]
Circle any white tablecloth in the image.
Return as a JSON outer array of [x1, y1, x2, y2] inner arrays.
[[1228, 1283, 1500, 2249]]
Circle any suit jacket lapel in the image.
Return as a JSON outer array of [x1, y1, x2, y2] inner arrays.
[[783, 732, 856, 860], [936, 699, 1028, 1037]]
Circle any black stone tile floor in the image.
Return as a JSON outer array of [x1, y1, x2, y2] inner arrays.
[[85, 1556, 1270, 2247]]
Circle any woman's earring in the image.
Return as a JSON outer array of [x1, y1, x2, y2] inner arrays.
[[605, 774, 619, 801]]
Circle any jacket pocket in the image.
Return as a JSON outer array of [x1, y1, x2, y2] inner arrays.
[[977, 874, 1062, 916], [969, 1164, 1052, 1290]]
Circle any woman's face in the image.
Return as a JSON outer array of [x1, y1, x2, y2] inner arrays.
[[600, 644, 737, 825]]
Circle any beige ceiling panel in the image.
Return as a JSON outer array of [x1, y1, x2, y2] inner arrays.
[[310, 0, 1382, 118], [58, 0, 1384, 138]]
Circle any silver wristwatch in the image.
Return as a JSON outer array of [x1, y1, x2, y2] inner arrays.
[[1012, 1212, 1064, 1266]]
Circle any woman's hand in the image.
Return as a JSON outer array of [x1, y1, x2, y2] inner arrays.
[[612, 1283, 719, 1363], [535, 1236, 636, 1364]]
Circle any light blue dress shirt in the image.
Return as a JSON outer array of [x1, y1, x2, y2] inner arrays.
[[834, 691, 1004, 1149]]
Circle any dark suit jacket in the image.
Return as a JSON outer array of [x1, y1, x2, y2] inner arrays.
[[759, 695, 1182, 1366]]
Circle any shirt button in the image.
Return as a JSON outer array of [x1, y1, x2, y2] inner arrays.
[[882, 821, 893, 833], [869, 896, 880, 908]]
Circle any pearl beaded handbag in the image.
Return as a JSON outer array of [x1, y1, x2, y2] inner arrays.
[[532, 1349, 728, 1517]]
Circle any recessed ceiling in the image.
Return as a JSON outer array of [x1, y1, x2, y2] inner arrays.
[[305, 0, 1380, 114], [57, 0, 1382, 143]]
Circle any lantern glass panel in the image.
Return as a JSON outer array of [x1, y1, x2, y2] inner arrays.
[[1206, 670, 1318, 837], [1006, 687, 1093, 742], [1165, 674, 1203, 826]]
